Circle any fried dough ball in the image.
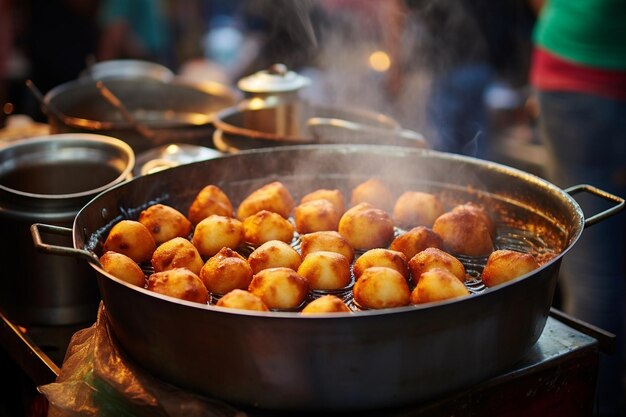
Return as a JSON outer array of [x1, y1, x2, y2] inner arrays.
[[236, 181, 295, 221], [350, 178, 394, 212], [299, 231, 355, 263], [99, 251, 146, 287], [192, 214, 244, 258], [147, 267, 209, 304], [338, 202, 395, 250], [353, 267, 410, 309], [248, 240, 302, 274], [293, 198, 341, 234], [103, 220, 157, 263], [151, 237, 204, 276], [432, 209, 494, 257], [200, 247, 253, 295], [481, 249, 540, 288], [352, 248, 409, 281], [297, 251, 352, 290], [389, 226, 444, 261], [408, 247, 466, 284], [452, 202, 496, 237], [248, 267, 309, 310], [410, 268, 470, 305], [187, 184, 234, 225], [243, 210, 295, 245], [216, 289, 269, 312], [301, 295, 351, 314], [300, 189, 346, 215], [138, 204, 192, 245], [392, 191, 445, 229]]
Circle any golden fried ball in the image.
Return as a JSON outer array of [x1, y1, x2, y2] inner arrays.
[[147, 267, 209, 304], [338, 202, 395, 250], [236, 181, 295, 221], [187, 184, 234, 225], [138, 204, 192, 245], [248, 240, 302, 274], [408, 247, 466, 284], [99, 251, 146, 287], [248, 267, 309, 310], [353, 267, 410, 309], [151, 237, 204, 276], [216, 289, 269, 312], [297, 251, 351, 290], [410, 268, 470, 305], [293, 198, 340, 234], [432, 209, 494, 257], [199, 247, 253, 295], [481, 249, 540, 288], [350, 178, 394, 212], [389, 226, 444, 261], [300, 189, 346, 215], [192, 214, 244, 258], [301, 295, 351, 314], [243, 210, 295, 246], [452, 202, 496, 237], [299, 231, 355, 263], [352, 248, 409, 281], [392, 191, 445, 229], [103, 219, 157, 263]]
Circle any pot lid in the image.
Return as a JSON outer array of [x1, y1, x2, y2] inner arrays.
[[237, 63, 311, 94]]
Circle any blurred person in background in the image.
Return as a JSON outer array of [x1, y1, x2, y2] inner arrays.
[[97, 0, 172, 67], [530, 1, 626, 416], [386, 0, 536, 158], [0, 0, 11, 127], [15, 0, 101, 121]]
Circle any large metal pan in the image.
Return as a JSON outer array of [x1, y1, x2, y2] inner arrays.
[[32, 145, 624, 412]]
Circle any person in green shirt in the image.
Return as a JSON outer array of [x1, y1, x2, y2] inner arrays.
[[530, 1, 626, 416]]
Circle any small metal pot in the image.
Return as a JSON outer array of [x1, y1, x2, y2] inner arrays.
[[212, 100, 408, 151], [0, 134, 134, 325], [212, 64, 426, 151]]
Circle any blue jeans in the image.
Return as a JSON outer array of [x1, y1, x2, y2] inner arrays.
[[538, 90, 626, 416], [427, 63, 493, 158]]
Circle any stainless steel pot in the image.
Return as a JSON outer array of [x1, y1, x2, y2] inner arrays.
[[42, 78, 239, 153], [0, 134, 134, 325], [31, 145, 623, 411], [212, 63, 426, 151], [212, 100, 427, 152]]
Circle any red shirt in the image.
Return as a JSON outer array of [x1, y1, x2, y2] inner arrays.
[[530, 47, 626, 101]]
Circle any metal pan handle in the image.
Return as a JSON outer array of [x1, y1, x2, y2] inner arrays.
[[30, 223, 101, 266], [565, 184, 625, 228]]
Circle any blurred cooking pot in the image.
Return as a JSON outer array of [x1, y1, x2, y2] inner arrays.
[[42, 77, 239, 153], [0, 133, 134, 325], [212, 63, 427, 151], [212, 100, 426, 151], [32, 145, 623, 410]]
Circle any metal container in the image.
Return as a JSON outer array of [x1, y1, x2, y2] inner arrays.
[[43, 78, 238, 154], [212, 64, 426, 151], [32, 145, 623, 411], [0, 134, 134, 325]]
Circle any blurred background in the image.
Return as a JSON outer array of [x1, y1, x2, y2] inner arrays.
[[0, 0, 542, 174]]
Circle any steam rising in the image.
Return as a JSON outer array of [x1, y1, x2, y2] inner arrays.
[[248, 0, 532, 159]]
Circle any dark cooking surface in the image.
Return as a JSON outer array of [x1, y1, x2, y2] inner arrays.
[[0, 310, 600, 416]]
